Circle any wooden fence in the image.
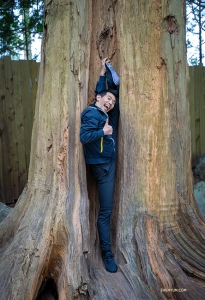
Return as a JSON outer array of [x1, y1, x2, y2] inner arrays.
[[0, 57, 40, 204], [0, 59, 204, 204], [189, 65, 205, 166]]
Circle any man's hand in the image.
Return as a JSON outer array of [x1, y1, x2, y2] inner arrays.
[[100, 57, 110, 76], [103, 118, 113, 135]]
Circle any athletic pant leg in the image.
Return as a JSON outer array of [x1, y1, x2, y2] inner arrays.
[[91, 159, 116, 250]]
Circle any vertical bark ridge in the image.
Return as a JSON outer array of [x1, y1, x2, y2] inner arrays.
[[0, 0, 91, 299]]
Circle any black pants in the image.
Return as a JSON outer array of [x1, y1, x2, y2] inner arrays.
[[90, 159, 116, 250]]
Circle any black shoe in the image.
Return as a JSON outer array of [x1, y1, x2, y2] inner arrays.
[[103, 251, 118, 273]]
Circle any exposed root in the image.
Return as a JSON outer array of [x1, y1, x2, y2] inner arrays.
[[135, 212, 205, 299]]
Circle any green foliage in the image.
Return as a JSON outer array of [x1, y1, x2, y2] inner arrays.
[[0, 0, 44, 60], [189, 56, 199, 65], [186, 0, 205, 65]]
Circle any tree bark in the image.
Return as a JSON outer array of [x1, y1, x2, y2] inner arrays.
[[0, 0, 205, 299]]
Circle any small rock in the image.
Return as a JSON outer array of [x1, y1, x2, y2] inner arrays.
[[195, 153, 205, 181], [194, 181, 205, 216], [0, 202, 13, 223]]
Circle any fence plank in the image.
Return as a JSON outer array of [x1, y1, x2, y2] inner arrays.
[[189, 67, 196, 163], [200, 66, 205, 154], [0, 57, 15, 203], [189, 65, 205, 165], [29, 60, 40, 118], [0, 60, 5, 202], [12, 61, 28, 198], [19, 60, 33, 170], [4, 57, 21, 201], [195, 66, 201, 161]]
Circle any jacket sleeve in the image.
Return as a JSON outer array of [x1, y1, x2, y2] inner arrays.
[[80, 110, 104, 144], [95, 76, 106, 94]]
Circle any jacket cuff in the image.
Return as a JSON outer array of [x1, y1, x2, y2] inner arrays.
[[99, 76, 106, 82], [98, 129, 104, 137]]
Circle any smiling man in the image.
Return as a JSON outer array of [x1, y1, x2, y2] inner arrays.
[[95, 91, 116, 112], [80, 58, 120, 273]]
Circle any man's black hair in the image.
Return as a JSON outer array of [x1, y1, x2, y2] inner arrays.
[[94, 89, 117, 103]]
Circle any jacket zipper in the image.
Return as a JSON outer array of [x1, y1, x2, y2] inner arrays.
[[100, 137, 103, 152]]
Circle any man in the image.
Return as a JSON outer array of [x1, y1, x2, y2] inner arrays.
[[80, 58, 120, 273]]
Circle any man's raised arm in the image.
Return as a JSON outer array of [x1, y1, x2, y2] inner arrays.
[[95, 58, 110, 94]]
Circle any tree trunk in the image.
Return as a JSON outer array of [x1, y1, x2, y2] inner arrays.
[[0, 0, 205, 299]]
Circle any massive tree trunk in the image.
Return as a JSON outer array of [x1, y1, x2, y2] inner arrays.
[[0, 0, 205, 299]]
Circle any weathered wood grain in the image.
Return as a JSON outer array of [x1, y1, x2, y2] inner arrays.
[[0, 58, 40, 204]]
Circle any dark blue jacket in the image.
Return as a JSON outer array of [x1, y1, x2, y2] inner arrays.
[[80, 76, 119, 164]]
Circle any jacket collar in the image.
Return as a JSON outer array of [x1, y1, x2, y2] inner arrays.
[[89, 104, 108, 117]]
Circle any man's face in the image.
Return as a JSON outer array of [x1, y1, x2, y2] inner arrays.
[[95, 92, 116, 113]]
